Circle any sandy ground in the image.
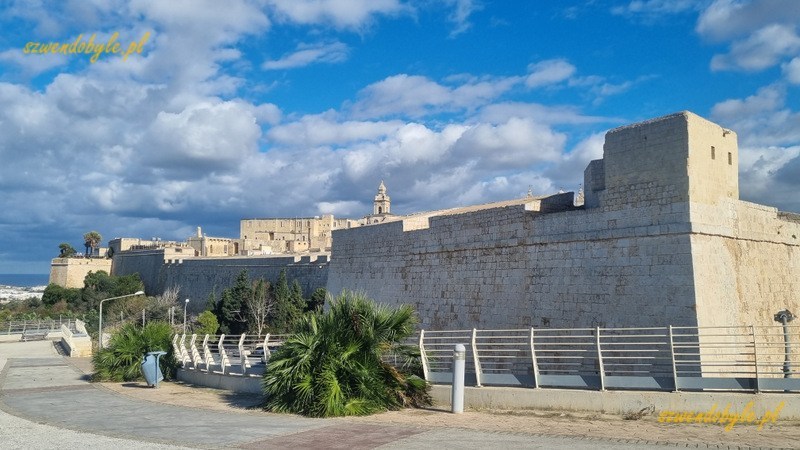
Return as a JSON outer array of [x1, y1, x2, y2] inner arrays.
[[85, 367, 800, 449]]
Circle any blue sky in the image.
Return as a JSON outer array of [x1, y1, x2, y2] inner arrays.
[[0, 0, 799, 274]]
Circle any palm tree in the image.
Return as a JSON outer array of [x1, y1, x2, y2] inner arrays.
[[262, 290, 430, 417], [83, 231, 102, 257], [92, 321, 175, 382], [58, 242, 77, 258]]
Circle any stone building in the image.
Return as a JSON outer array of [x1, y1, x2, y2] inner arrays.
[[327, 111, 800, 330], [239, 215, 356, 254], [238, 181, 396, 254], [186, 227, 237, 257]]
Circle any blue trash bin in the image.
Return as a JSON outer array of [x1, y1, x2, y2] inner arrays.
[[141, 351, 167, 387]]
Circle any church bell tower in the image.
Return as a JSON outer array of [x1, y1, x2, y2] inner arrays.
[[373, 181, 391, 215]]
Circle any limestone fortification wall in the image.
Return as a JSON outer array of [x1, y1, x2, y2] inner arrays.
[[327, 199, 698, 330], [106, 111, 798, 331], [112, 250, 329, 314], [49, 258, 113, 288], [328, 111, 800, 331]]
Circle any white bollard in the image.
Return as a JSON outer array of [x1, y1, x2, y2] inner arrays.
[[452, 343, 466, 414]]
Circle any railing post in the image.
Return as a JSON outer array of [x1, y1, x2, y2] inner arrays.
[[529, 327, 540, 389], [262, 333, 271, 363], [201, 334, 211, 370], [218, 334, 228, 374], [669, 325, 679, 392], [596, 326, 605, 391], [471, 328, 482, 387], [751, 325, 760, 393], [190, 334, 202, 369], [419, 330, 429, 381], [452, 344, 466, 414]]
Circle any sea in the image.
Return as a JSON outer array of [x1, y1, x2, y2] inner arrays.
[[0, 274, 50, 288]]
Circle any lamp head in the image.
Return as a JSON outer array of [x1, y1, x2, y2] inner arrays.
[[774, 310, 795, 323]]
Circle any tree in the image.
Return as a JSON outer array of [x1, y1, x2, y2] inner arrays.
[[245, 278, 274, 336], [307, 287, 327, 312], [81, 271, 144, 312], [205, 287, 218, 313], [58, 243, 77, 258], [83, 231, 102, 257], [262, 291, 430, 417], [269, 269, 303, 332], [218, 270, 251, 335], [195, 310, 219, 335]]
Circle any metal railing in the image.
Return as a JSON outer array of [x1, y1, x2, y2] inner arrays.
[[173, 333, 287, 377], [172, 324, 800, 393], [0, 319, 78, 336], [419, 325, 800, 393]]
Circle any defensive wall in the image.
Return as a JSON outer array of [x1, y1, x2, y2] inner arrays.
[[112, 249, 329, 314], [49, 257, 113, 288], [327, 111, 800, 331]]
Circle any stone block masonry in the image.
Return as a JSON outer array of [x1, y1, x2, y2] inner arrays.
[[328, 199, 698, 330], [49, 257, 113, 288], [328, 111, 800, 331], [112, 249, 329, 314]]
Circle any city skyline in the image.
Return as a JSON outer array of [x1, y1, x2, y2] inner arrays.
[[0, 0, 799, 273]]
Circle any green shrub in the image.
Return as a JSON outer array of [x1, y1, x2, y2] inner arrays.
[[262, 291, 430, 417], [195, 310, 219, 335], [92, 321, 177, 382]]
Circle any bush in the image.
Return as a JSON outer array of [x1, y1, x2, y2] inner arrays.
[[262, 291, 430, 417], [41, 283, 81, 307], [92, 321, 177, 382], [195, 310, 219, 335]]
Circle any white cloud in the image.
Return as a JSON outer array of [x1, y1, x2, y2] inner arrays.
[[526, 59, 576, 88], [738, 144, 800, 211], [695, 1, 800, 75], [267, 113, 404, 147], [782, 57, 800, 84], [0, 48, 68, 75], [0, 0, 640, 273], [129, 0, 269, 41], [445, 0, 482, 37], [710, 24, 800, 71], [711, 84, 785, 132], [316, 200, 363, 216], [266, 0, 410, 29], [710, 84, 800, 212], [350, 73, 520, 118], [611, 0, 702, 19], [477, 102, 610, 126], [262, 41, 349, 70], [696, 0, 800, 42], [451, 118, 564, 169], [141, 101, 261, 172]]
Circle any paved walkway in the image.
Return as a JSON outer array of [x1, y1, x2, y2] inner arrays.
[[0, 341, 778, 449]]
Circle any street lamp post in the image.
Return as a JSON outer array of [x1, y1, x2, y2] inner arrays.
[[183, 298, 190, 335], [98, 291, 145, 350], [774, 310, 796, 378]]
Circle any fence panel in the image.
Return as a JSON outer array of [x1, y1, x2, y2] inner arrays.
[[420, 324, 800, 393]]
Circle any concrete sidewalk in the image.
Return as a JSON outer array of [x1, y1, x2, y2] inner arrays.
[[0, 341, 769, 449]]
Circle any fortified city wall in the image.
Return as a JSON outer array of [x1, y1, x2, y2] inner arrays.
[[112, 248, 329, 313], [49, 257, 113, 289], [327, 111, 800, 330]]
